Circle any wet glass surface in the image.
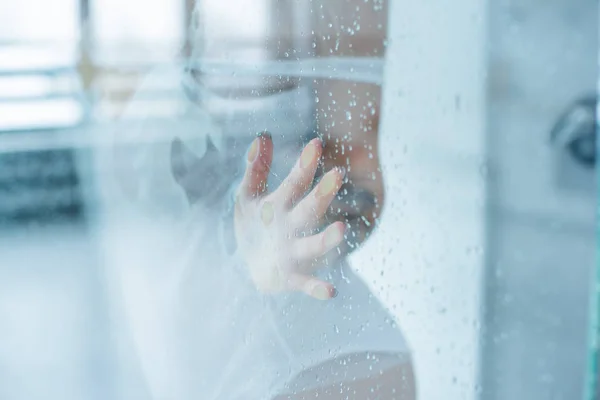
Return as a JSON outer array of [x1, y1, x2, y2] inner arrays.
[[0, 1, 596, 399]]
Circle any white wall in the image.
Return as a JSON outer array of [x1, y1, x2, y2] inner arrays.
[[481, 1, 597, 398], [350, 1, 488, 399]]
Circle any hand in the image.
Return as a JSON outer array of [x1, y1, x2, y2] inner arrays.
[[234, 132, 346, 300]]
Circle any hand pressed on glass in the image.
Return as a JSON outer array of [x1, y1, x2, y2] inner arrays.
[[234, 132, 346, 301]]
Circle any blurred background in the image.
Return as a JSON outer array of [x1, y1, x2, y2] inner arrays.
[[0, 1, 192, 399], [0, 0, 596, 399]]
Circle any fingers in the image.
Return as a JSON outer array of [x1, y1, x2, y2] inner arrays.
[[239, 132, 273, 199], [288, 167, 345, 231], [291, 221, 346, 263], [237, 134, 341, 302], [273, 138, 322, 209], [287, 273, 337, 301]]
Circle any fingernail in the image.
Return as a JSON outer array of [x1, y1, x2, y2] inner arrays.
[[260, 201, 274, 226], [324, 225, 343, 248], [311, 285, 331, 301], [300, 141, 318, 169], [257, 130, 272, 139], [247, 138, 259, 163], [317, 171, 339, 197]]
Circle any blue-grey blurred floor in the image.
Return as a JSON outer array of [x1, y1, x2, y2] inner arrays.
[[0, 224, 119, 400]]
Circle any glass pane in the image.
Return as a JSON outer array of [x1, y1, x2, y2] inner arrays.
[[0, 1, 597, 400]]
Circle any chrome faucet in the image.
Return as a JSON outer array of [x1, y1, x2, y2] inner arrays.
[[550, 95, 597, 168]]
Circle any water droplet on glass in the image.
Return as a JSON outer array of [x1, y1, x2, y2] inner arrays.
[[346, 111, 352, 121]]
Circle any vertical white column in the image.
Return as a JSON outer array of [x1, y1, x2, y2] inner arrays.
[[350, 1, 488, 399]]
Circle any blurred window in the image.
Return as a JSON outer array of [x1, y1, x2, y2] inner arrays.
[[0, 0, 83, 131]]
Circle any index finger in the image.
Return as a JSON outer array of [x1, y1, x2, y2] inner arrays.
[[239, 131, 273, 200]]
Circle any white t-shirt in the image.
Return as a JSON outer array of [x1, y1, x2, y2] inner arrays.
[[94, 65, 409, 400]]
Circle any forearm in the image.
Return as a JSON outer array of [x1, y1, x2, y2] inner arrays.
[[310, 0, 387, 256], [313, 76, 384, 256], [321, 130, 384, 256]]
